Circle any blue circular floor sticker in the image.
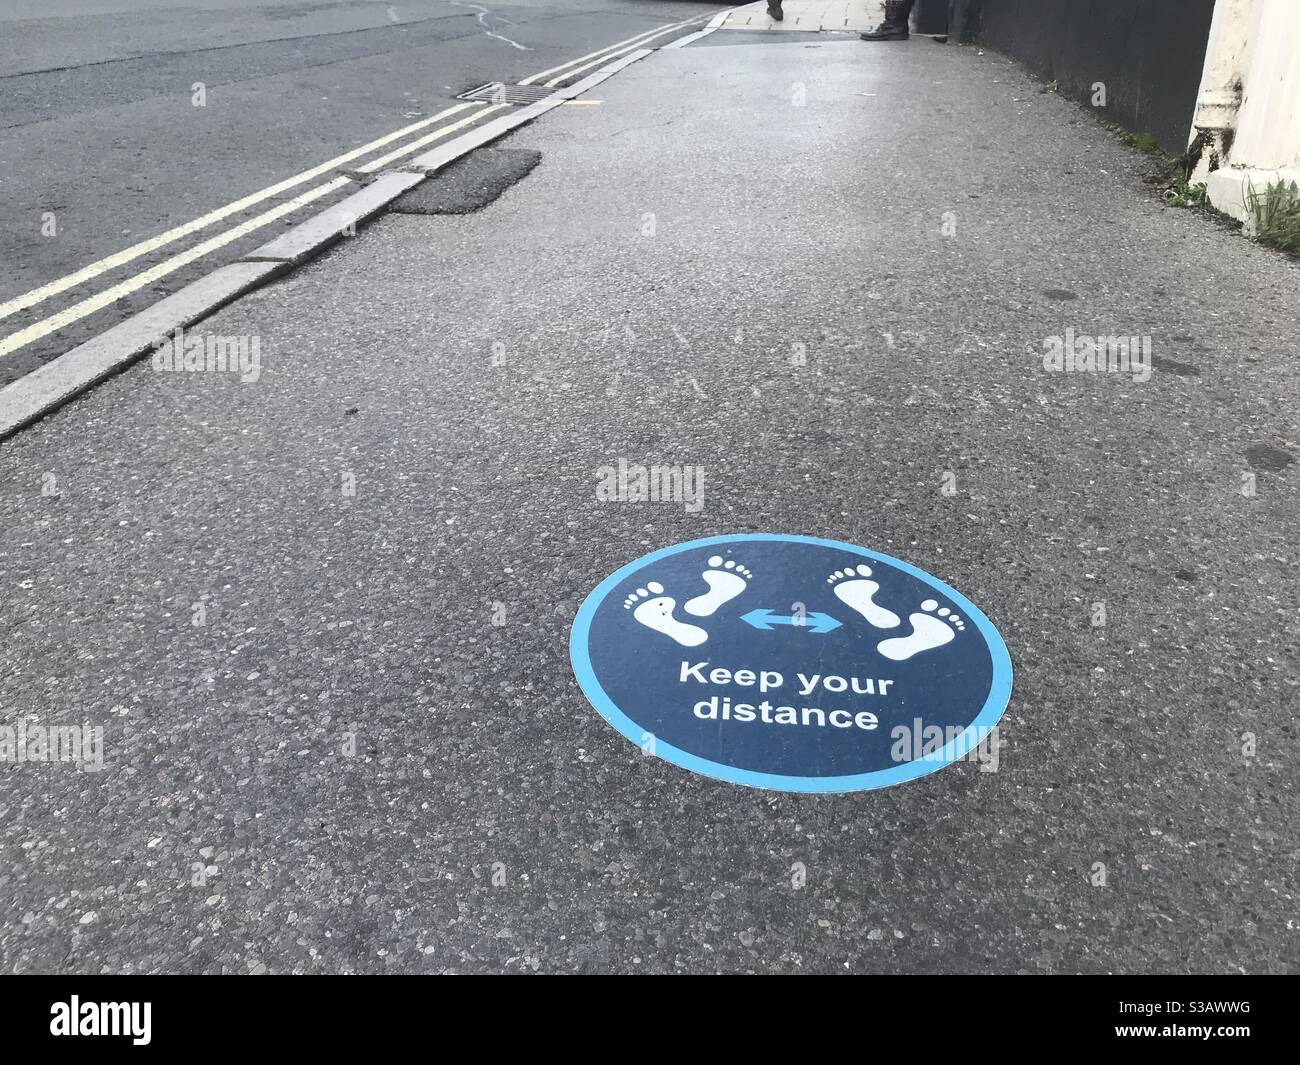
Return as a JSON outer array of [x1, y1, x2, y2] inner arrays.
[[570, 534, 1012, 793]]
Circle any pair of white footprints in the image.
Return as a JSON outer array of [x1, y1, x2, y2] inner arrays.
[[825, 563, 965, 661], [623, 557, 965, 662], [622, 556, 753, 648]]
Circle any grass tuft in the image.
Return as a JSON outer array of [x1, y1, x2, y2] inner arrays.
[[1246, 180, 1300, 254], [1122, 131, 1161, 155]]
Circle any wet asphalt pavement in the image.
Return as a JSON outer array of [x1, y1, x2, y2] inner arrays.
[[0, 26, 1297, 973]]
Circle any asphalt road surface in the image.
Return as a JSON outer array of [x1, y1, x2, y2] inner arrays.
[[0, 9, 1297, 976], [0, 0, 721, 387]]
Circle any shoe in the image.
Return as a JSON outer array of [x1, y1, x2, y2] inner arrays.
[[861, 0, 909, 39], [860, 20, 908, 40], [767, 0, 783, 21]]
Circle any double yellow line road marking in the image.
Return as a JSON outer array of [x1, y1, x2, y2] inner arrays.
[[523, 15, 711, 87], [0, 105, 502, 360], [0, 12, 714, 361]]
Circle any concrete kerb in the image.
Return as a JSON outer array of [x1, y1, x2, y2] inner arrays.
[[0, 261, 287, 440]]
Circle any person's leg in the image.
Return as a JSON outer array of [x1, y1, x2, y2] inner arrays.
[[860, 0, 915, 40], [767, 0, 784, 21]]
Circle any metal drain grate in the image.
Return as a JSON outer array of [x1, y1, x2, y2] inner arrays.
[[457, 82, 557, 106]]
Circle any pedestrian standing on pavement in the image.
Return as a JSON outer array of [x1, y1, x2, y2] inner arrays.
[[767, 0, 784, 21], [861, 0, 914, 40]]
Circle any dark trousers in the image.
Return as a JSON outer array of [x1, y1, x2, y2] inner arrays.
[[887, 0, 918, 24]]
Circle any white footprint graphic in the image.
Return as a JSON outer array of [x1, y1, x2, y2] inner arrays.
[[624, 582, 708, 647], [827, 564, 901, 629], [684, 555, 753, 617], [876, 599, 965, 661]]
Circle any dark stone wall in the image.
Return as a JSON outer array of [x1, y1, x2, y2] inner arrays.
[[949, 0, 1217, 156]]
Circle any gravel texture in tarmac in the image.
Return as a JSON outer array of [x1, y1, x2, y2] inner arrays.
[[0, 35, 1297, 974]]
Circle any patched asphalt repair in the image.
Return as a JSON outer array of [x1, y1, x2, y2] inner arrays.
[[391, 149, 543, 215]]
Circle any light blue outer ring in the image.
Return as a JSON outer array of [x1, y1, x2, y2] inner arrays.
[[569, 533, 1014, 793]]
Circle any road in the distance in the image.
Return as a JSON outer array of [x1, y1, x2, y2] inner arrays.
[[0, 0, 723, 386]]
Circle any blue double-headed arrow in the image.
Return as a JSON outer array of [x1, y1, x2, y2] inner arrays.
[[740, 608, 842, 634]]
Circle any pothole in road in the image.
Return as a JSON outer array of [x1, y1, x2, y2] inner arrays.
[[390, 148, 541, 214], [1245, 443, 1296, 472]]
